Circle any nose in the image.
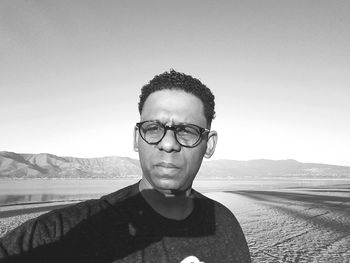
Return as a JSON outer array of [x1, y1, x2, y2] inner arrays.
[[157, 129, 181, 152]]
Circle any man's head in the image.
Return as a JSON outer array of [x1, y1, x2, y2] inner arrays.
[[138, 69, 215, 128], [134, 70, 217, 195]]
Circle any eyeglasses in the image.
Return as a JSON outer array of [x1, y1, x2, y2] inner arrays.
[[136, 120, 210, 148]]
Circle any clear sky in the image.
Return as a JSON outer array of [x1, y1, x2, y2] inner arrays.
[[1, 0, 349, 166]]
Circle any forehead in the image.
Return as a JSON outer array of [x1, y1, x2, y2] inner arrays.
[[141, 89, 207, 126]]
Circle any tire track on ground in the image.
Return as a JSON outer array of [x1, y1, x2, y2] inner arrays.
[[271, 229, 311, 247]]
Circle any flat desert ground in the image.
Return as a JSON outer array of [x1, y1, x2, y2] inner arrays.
[[0, 181, 349, 262]]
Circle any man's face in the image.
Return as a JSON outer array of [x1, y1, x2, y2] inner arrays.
[[134, 89, 217, 194]]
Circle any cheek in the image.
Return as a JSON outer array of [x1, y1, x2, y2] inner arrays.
[[183, 145, 207, 171], [138, 143, 152, 166], [138, 138, 152, 155]]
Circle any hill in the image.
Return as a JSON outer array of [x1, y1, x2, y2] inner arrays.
[[198, 159, 350, 179], [0, 151, 349, 179], [0, 152, 141, 179]]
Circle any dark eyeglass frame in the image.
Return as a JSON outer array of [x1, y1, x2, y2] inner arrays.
[[136, 120, 210, 148]]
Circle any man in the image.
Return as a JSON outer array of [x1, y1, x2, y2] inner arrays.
[[0, 70, 251, 262]]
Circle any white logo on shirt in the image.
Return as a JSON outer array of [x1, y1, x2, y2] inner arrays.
[[180, 256, 204, 263]]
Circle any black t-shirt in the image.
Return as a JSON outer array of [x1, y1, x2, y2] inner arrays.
[[0, 182, 251, 262]]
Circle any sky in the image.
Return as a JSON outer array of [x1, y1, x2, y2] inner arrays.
[[1, 0, 349, 166]]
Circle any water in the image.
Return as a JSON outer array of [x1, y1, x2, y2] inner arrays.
[[0, 179, 138, 206]]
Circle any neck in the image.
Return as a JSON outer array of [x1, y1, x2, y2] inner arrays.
[[139, 178, 194, 220]]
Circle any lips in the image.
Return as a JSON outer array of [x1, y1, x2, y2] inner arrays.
[[155, 162, 180, 169]]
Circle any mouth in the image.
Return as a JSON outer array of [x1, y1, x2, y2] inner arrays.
[[155, 162, 180, 169]]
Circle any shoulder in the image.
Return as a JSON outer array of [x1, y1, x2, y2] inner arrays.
[[192, 190, 247, 241], [192, 189, 236, 220], [0, 182, 139, 257], [38, 181, 139, 231], [192, 189, 245, 234], [192, 190, 251, 262], [37, 182, 138, 232], [100, 181, 139, 205]]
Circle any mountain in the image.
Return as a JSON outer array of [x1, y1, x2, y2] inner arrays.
[[197, 159, 350, 179], [0, 151, 349, 179], [0, 152, 141, 179]]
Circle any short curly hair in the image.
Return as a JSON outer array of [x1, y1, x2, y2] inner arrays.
[[138, 69, 216, 127]]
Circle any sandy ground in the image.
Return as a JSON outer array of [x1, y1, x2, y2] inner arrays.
[[206, 187, 350, 263], [1, 187, 349, 262]]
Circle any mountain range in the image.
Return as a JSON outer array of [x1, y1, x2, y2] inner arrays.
[[0, 151, 141, 179], [0, 151, 349, 179]]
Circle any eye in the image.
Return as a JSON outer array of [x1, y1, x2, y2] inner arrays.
[[142, 122, 163, 135], [176, 125, 199, 137], [146, 124, 161, 131]]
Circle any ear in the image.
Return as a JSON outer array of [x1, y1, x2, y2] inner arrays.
[[204, 131, 217, 159], [133, 125, 139, 152]]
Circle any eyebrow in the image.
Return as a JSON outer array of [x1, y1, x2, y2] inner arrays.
[[148, 120, 198, 127]]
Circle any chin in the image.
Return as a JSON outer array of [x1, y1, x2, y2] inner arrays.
[[157, 181, 192, 195], [155, 179, 178, 189], [153, 178, 182, 191]]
